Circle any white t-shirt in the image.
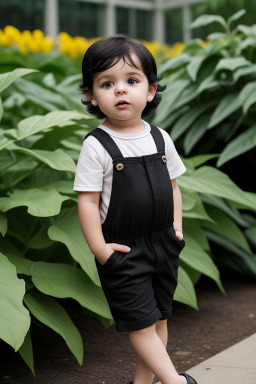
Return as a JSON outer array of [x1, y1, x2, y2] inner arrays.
[[74, 120, 186, 224]]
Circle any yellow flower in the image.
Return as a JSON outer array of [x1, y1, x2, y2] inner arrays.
[[33, 29, 44, 41], [41, 37, 54, 53], [0, 30, 11, 47]]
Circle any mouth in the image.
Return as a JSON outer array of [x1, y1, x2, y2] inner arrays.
[[115, 100, 130, 107]]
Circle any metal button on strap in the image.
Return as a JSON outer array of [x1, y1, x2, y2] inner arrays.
[[116, 162, 124, 171], [162, 155, 167, 164]]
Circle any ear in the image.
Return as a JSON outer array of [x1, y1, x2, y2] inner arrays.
[[147, 82, 158, 102], [85, 90, 98, 106]]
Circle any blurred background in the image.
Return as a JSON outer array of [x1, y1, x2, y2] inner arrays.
[[0, 0, 254, 44], [0, 0, 256, 378]]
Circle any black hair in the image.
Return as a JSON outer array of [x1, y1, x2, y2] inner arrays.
[[79, 34, 166, 119]]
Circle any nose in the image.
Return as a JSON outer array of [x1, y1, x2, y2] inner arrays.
[[115, 82, 128, 95]]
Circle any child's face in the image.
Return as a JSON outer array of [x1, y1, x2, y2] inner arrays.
[[86, 53, 158, 125]]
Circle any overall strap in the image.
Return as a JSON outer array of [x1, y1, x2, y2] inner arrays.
[[150, 124, 165, 152], [84, 128, 123, 160]]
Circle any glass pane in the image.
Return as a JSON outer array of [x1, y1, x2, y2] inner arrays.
[[59, 0, 103, 37], [165, 8, 183, 45], [116, 7, 129, 35], [0, 0, 44, 31], [137, 10, 153, 41]]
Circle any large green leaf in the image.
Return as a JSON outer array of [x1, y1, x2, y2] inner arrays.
[[227, 9, 246, 26], [174, 266, 198, 309], [171, 101, 216, 141], [181, 187, 214, 222], [214, 57, 250, 74], [184, 114, 211, 155], [0, 237, 33, 275], [48, 206, 100, 285], [180, 234, 224, 292], [0, 213, 7, 236], [0, 96, 3, 122], [233, 65, 256, 82], [178, 166, 256, 211], [208, 94, 242, 129], [154, 79, 190, 125], [8, 144, 76, 173], [17, 110, 89, 140], [30, 262, 112, 319], [0, 68, 38, 93], [0, 252, 30, 351], [15, 78, 64, 111], [0, 188, 69, 217], [205, 230, 256, 277], [190, 14, 227, 30], [18, 330, 35, 376], [217, 125, 256, 167], [24, 290, 83, 365], [202, 206, 252, 254]]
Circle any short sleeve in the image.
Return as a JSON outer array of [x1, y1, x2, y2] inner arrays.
[[160, 129, 186, 179], [73, 140, 103, 191]]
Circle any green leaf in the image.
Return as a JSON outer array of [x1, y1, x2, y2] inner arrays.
[[158, 54, 190, 75], [180, 234, 224, 292], [214, 57, 250, 74], [227, 9, 246, 27], [239, 82, 256, 105], [18, 330, 35, 376], [0, 188, 69, 217], [184, 114, 211, 155], [188, 154, 219, 168], [0, 252, 30, 351], [174, 266, 198, 309], [0, 237, 33, 275], [48, 206, 100, 285], [233, 65, 256, 82], [17, 110, 89, 140], [208, 94, 242, 129], [24, 290, 83, 365], [206, 32, 228, 40], [181, 188, 214, 222], [201, 195, 250, 228], [0, 213, 7, 236], [154, 79, 190, 125], [205, 230, 256, 277], [217, 125, 256, 167], [0, 68, 38, 93], [8, 144, 76, 173], [30, 262, 112, 319], [202, 206, 252, 254], [0, 96, 3, 122], [15, 78, 64, 112], [190, 15, 227, 31], [178, 166, 256, 211]]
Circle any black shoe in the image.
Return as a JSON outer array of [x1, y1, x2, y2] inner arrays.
[[126, 382, 133, 384], [179, 372, 197, 384]]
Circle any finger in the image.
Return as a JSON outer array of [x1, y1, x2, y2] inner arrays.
[[175, 231, 183, 241], [113, 243, 131, 253]]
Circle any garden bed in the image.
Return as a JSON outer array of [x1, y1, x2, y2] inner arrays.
[[1, 267, 255, 384]]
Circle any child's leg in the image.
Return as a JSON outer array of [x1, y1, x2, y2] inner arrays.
[[133, 320, 168, 384], [128, 322, 186, 384]]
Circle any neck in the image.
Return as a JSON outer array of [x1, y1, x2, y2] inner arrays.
[[103, 117, 145, 134]]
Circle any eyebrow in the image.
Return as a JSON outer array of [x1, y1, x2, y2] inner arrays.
[[96, 71, 143, 84]]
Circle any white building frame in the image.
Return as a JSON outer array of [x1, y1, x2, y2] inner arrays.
[[44, 0, 206, 43]]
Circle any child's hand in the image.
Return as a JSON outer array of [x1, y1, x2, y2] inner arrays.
[[175, 230, 183, 241], [96, 243, 131, 265]]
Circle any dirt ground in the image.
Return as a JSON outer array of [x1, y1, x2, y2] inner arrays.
[[1, 267, 255, 384]]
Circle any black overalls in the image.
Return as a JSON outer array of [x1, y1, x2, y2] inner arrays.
[[85, 124, 185, 332]]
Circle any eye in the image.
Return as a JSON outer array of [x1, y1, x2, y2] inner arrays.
[[128, 78, 137, 85], [103, 81, 113, 89]]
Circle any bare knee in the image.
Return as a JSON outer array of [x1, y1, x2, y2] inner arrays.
[[156, 319, 167, 330], [128, 323, 156, 338]]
